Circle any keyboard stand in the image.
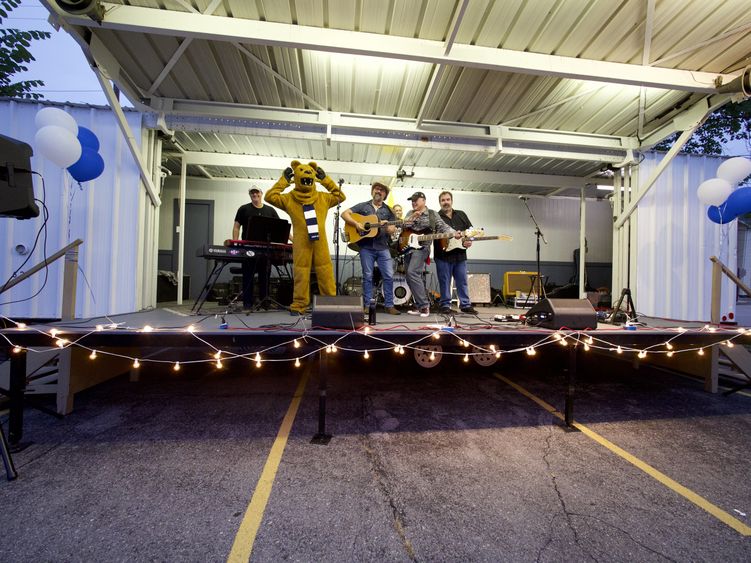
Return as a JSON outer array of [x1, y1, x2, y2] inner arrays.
[[192, 261, 229, 314]]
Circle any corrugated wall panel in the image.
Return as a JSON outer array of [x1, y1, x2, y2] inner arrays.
[[0, 101, 145, 319], [635, 153, 736, 322]]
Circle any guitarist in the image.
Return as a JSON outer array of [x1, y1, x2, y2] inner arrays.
[[402, 191, 461, 317], [435, 191, 478, 315], [341, 182, 401, 315]]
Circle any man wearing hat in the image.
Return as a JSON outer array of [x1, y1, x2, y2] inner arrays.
[[232, 186, 280, 309], [342, 182, 401, 315], [403, 191, 461, 317]]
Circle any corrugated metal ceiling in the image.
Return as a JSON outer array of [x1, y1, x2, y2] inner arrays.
[[44, 0, 751, 194]]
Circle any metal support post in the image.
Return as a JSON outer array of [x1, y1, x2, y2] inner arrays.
[[311, 350, 332, 444]]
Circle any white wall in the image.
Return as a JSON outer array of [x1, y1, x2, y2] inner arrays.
[[161, 178, 613, 263], [0, 101, 145, 318]]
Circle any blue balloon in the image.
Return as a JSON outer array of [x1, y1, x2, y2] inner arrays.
[[67, 147, 105, 183], [77, 126, 100, 152], [707, 187, 751, 224]]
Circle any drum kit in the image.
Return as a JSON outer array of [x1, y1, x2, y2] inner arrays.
[[341, 232, 412, 306]]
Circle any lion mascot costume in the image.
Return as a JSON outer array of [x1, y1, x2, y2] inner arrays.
[[265, 161, 346, 315]]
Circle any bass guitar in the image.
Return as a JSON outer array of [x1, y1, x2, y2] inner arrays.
[[344, 213, 403, 244]]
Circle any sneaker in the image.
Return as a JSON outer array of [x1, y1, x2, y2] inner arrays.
[[384, 306, 401, 315], [460, 306, 478, 314], [439, 306, 455, 315], [408, 307, 430, 317]]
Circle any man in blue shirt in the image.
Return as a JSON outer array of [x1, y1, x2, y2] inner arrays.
[[342, 182, 401, 315]]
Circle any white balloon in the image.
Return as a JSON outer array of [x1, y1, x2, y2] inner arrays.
[[696, 177, 733, 206], [34, 107, 78, 135], [717, 157, 751, 185], [34, 125, 82, 168]]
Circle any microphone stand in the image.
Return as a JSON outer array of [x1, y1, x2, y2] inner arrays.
[[333, 178, 345, 295], [521, 197, 548, 305]]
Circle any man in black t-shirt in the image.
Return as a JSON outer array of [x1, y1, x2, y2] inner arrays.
[[434, 191, 477, 315], [232, 186, 280, 309]]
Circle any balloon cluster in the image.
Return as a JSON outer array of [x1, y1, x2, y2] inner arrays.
[[33, 107, 105, 183], [695, 157, 751, 224]]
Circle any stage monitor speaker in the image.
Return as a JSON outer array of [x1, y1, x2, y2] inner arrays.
[[312, 295, 364, 329], [467, 273, 491, 304], [525, 298, 597, 330]]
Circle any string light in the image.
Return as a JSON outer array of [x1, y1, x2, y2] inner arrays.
[[559, 338, 568, 346], [616, 346, 623, 354], [726, 340, 735, 348], [490, 345, 496, 352], [666, 342, 673, 350], [89, 350, 97, 360], [293, 339, 301, 348], [429, 351, 436, 360], [254, 352, 261, 363], [698, 348, 705, 356], [638, 350, 646, 358], [186, 324, 196, 333], [432, 332, 440, 340], [12, 346, 22, 354], [463, 353, 469, 362], [495, 351, 501, 359], [331, 345, 338, 353], [363, 350, 369, 359], [326, 345, 333, 353], [584, 343, 590, 351], [667, 351, 674, 358], [462, 340, 469, 348], [173, 361, 180, 371], [50, 329, 59, 337], [526, 347, 536, 356], [213, 351, 222, 360], [394, 345, 400, 353], [586, 336, 593, 345], [399, 345, 405, 355], [255, 359, 262, 368], [553, 332, 562, 341], [133, 359, 140, 368], [294, 357, 301, 367], [215, 359, 223, 369], [95, 324, 104, 332], [16, 322, 26, 330], [56, 338, 67, 348], [142, 325, 153, 333]]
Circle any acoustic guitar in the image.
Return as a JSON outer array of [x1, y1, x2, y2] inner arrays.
[[344, 213, 403, 244]]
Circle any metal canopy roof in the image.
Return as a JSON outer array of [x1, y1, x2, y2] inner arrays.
[[42, 0, 751, 197]]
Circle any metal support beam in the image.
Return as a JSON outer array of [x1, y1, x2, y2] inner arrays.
[[177, 156, 187, 305], [53, 2, 736, 92], [175, 151, 595, 188], [94, 67, 162, 207], [579, 187, 586, 299]]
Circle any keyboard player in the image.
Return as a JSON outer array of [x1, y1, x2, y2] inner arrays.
[[232, 186, 280, 309]]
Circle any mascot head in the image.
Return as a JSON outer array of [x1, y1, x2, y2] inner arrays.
[[290, 160, 320, 199]]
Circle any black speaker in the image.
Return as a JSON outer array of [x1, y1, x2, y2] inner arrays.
[[525, 298, 597, 330], [312, 295, 364, 329]]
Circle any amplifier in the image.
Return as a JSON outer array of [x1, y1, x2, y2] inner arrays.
[[467, 273, 491, 304], [311, 295, 364, 329], [503, 271, 540, 297]]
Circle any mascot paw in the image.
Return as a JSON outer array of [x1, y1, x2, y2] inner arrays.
[[283, 167, 294, 182], [315, 166, 326, 180]]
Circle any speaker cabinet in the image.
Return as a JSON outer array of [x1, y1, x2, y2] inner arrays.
[[312, 295, 364, 329], [467, 273, 491, 304], [503, 271, 541, 297], [525, 298, 597, 330]]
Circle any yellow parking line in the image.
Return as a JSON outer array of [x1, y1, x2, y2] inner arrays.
[[493, 372, 751, 536], [227, 370, 310, 562]]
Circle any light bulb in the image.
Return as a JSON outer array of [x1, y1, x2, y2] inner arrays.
[[16, 322, 26, 330], [294, 339, 300, 348], [214, 351, 222, 359], [584, 343, 590, 351], [616, 346, 623, 354], [429, 351, 435, 360], [56, 339, 66, 348], [363, 351, 370, 359], [586, 336, 593, 345], [50, 329, 59, 337], [142, 325, 153, 333], [698, 348, 705, 356], [331, 345, 337, 353], [666, 343, 673, 350], [464, 354, 469, 362], [255, 352, 261, 362], [255, 360, 261, 368], [216, 360, 223, 369], [432, 332, 440, 340], [667, 351, 674, 358], [726, 341, 735, 348], [173, 362, 180, 371], [495, 352, 501, 359], [133, 359, 140, 368], [12, 346, 22, 354], [89, 350, 97, 360], [95, 324, 104, 331], [526, 347, 536, 356], [295, 358, 301, 367], [638, 351, 646, 358]]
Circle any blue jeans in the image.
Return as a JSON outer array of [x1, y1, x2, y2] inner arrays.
[[436, 259, 471, 309], [359, 247, 394, 307]]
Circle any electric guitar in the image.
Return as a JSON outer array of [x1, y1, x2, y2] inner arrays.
[[440, 231, 513, 252], [344, 213, 403, 244]]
